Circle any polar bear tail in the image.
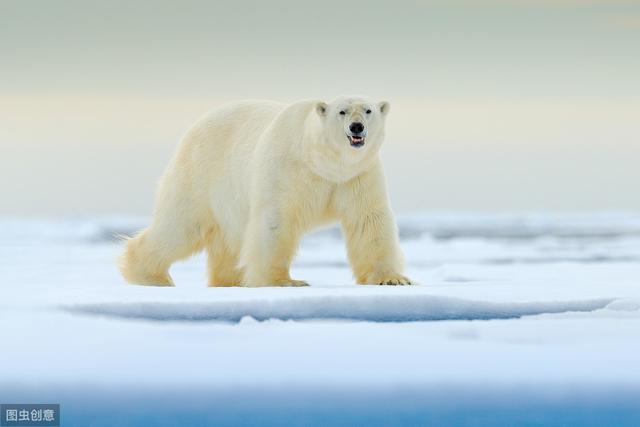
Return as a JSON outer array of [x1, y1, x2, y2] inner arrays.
[[118, 229, 175, 286]]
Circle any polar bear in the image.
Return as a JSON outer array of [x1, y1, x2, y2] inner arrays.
[[120, 96, 413, 287]]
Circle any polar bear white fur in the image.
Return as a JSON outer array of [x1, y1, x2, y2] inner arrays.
[[120, 96, 413, 287]]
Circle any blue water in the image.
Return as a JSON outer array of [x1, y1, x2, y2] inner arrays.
[[3, 385, 639, 427]]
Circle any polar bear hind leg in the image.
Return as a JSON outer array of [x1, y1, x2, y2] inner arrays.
[[120, 216, 208, 287]]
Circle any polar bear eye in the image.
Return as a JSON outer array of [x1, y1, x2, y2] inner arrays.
[[366, 109, 372, 114], [339, 111, 346, 116]]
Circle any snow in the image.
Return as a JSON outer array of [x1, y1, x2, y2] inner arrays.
[[1, 213, 640, 426], [63, 294, 614, 322]]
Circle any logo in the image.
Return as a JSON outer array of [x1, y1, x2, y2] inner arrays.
[[1, 405, 59, 427]]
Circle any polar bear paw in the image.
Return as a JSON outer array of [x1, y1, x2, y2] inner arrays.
[[243, 279, 309, 287], [370, 274, 415, 286], [280, 279, 310, 287]]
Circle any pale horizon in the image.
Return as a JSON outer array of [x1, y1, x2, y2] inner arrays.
[[1, 0, 639, 216]]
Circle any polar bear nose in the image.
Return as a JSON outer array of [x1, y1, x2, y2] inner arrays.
[[349, 122, 365, 134]]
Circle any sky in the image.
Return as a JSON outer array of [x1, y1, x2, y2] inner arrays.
[[0, 0, 639, 216]]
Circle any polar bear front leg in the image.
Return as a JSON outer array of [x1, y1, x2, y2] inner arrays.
[[240, 208, 308, 287], [338, 166, 414, 286], [341, 208, 413, 285]]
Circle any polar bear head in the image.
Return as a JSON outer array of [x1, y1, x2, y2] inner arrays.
[[315, 96, 390, 153]]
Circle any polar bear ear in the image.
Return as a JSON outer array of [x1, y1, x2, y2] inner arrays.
[[379, 101, 390, 115], [316, 102, 328, 117]]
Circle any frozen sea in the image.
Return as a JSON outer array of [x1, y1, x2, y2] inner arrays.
[[1, 213, 640, 426]]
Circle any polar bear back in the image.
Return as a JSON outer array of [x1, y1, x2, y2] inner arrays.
[[187, 100, 286, 171]]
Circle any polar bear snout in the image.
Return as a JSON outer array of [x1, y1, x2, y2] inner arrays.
[[347, 122, 367, 148]]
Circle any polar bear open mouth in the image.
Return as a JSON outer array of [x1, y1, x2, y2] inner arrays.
[[348, 135, 366, 148]]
